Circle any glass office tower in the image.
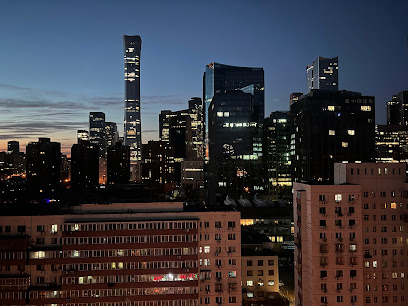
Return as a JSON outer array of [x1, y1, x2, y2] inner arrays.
[[123, 35, 142, 163], [306, 56, 338, 93], [203, 62, 264, 157]]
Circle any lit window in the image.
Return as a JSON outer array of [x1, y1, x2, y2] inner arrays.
[[328, 106, 335, 111], [348, 130, 355, 135], [247, 292, 254, 298], [329, 130, 335, 135], [217, 112, 223, 117], [258, 282, 264, 286], [224, 112, 229, 117], [342, 142, 348, 147], [51, 224, 58, 233], [391, 202, 397, 209], [373, 261, 377, 268], [335, 194, 342, 202], [361, 106, 371, 111], [229, 271, 236, 278], [268, 280, 275, 286], [204, 246, 210, 253], [247, 280, 253, 286]]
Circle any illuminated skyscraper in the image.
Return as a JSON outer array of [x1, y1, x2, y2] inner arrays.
[[123, 35, 142, 164], [306, 56, 338, 93], [77, 130, 89, 143]]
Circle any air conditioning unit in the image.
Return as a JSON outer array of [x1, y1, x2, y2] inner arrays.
[[177, 256, 181, 259], [185, 229, 189, 232], [185, 269, 190, 272]]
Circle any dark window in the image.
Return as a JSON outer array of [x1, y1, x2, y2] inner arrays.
[[227, 221, 235, 228]]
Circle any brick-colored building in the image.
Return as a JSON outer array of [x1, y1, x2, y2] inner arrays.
[[294, 163, 408, 306], [0, 202, 241, 306]]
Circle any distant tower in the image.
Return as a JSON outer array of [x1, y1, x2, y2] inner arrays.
[[105, 122, 119, 147], [89, 112, 106, 158], [77, 130, 89, 143], [7, 141, 19, 154], [306, 56, 338, 93], [123, 35, 142, 164], [26, 138, 61, 197]]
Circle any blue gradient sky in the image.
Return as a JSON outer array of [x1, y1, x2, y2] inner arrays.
[[1, 1, 408, 154]]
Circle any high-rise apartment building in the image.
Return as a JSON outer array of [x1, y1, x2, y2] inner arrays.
[[7, 141, 19, 154], [306, 56, 338, 93], [141, 140, 176, 191], [26, 138, 61, 197], [0, 202, 241, 306], [70, 140, 99, 190], [291, 90, 375, 182], [107, 142, 130, 184], [203, 63, 264, 156], [123, 35, 142, 163], [89, 112, 106, 158], [263, 111, 292, 197], [294, 163, 408, 306], [386, 91, 408, 125]]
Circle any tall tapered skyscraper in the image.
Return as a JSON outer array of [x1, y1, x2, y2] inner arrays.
[[123, 35, 142, 164]]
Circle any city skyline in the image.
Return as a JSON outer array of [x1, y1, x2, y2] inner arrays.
[[1, 1, 408, 154]]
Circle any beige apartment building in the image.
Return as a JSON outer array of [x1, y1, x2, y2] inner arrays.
[[294, 163, 408, 306], [241, 250, 279, 304], [0, 202, 241, 306]]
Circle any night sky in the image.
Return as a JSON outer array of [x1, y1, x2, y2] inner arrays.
[[1, 0, 408, 155]]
